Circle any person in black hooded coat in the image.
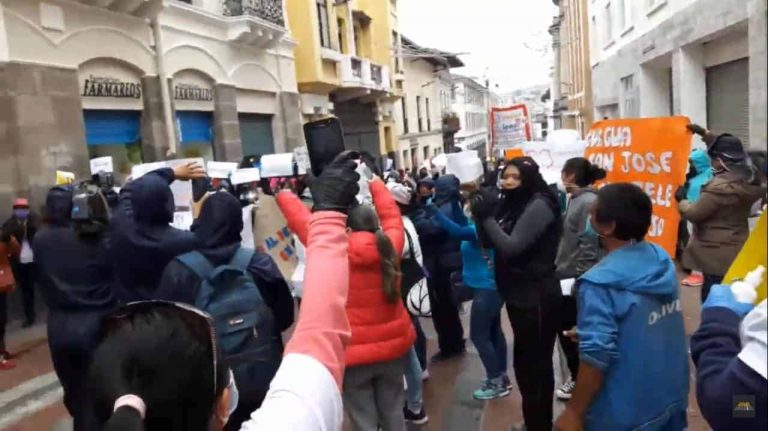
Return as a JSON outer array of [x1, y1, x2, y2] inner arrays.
[[109, 164, 203, 302], [33, 185, 117, 431], [155, 191, 295, 430], [413, 174, 467, 362], [470, 157, 563, 431]]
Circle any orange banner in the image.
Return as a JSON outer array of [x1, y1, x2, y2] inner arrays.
[[504, 148, 525, 160], [584, 117, 692, 257]]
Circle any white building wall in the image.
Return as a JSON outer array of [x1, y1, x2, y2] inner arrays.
[[394, 56, 442, 170], [589, 0, 767, 148]]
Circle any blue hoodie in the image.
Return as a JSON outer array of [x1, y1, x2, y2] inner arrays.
[[577, 241, 689, 431], [687, 149, 714, 203], [433, 209, 495, 289]]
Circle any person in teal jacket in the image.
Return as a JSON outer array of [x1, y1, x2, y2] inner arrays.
[[555, 183, 689, 431], [686, 149, 714, 203], [429, 203, 510, 401]]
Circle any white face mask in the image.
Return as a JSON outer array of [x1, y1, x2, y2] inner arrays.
[[556, 180, 568, 194]]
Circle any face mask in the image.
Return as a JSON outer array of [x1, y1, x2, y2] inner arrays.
[[556, 180, 568, 194], [13, 209, 29, 219], [584, 216, 607, 249]]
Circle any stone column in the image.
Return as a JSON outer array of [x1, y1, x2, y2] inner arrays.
[[141, 75, 172, 162], [1, 63, 88, 209], [748, 0, 767, 149], [280, 91, 303, 151], [672, 44, 707, 148], [213, 84, 242, 162]]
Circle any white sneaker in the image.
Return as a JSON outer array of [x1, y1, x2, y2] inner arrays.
[[421, 369, 430, 380], [404, 376, 408, 391], [556, 379, 576, 401]]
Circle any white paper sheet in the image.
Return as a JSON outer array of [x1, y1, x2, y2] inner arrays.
[[260, 153, 295, 178], [445, 151, 483, 184], [231, 168, 261, 185], [89, 156, 114, 174], [560, 278, 576, 296], [207, 161, 238, 179]]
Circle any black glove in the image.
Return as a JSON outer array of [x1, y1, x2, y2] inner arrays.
[[309, 151, 361, 213], [674, 186, 687, 203], [686, 123, 707, 137], [469, 189, 500, 220]]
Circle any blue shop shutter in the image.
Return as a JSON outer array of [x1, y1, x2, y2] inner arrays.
[[83, 110, 141, 146], [177, 111, 213, 145]]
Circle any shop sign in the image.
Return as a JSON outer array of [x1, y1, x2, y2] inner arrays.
[[81, 75, 142, 99], [175, 83, 214, 101]]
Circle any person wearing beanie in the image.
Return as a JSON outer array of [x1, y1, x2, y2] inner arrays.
[[678, 125, 766, 302]]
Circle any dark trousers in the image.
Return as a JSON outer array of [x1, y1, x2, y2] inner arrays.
[[557, 294, 579, 379], [427, 270, 464, 354], [702, 274, 724, 303], [13, 262, 36, 323], [48, 311, 103, 431], [0, 293, 7, 352], [412, 316, 427, 371], [506, 296, 559, 431], [470, 289, 507, 379]]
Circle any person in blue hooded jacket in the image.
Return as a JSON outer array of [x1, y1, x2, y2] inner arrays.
[[109, 162, 205, 302], [555, 183, 689, 431], [678, 149, 713, 287]]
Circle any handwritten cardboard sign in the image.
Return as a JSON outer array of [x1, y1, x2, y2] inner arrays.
[[584, 117, 692, 257]]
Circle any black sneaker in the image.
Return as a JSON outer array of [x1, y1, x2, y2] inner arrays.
[[430, 348, 466, 364], [403, 406, 429, 425]]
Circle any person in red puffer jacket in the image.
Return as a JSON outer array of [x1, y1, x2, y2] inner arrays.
[[278, 177, 416, 431]]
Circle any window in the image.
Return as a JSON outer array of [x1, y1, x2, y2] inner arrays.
[[401, 98, 409, 134], [616, 0, 625, 33], [425, 98, 431, 131], [422, 146, 429, 162], [590, 15, 598, 56], [392, 31, 402, 72], [621, 74, 638, 117], [416, 96, 423, 132], [337, 19, 345, 53], [603, 2, 613, 46], [316, 0, 331, 49]]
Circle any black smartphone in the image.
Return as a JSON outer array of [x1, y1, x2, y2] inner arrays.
[[304, 117, 345, 177]]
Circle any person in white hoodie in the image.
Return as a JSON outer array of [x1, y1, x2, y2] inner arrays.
[[387, 182, 430, 425]]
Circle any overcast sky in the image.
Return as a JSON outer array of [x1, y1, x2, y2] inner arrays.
[[398, 0, 556, 93]]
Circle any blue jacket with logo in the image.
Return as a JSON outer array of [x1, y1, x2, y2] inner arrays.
[[577, 241, 689, 431]]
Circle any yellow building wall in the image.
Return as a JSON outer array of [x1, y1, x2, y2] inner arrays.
[[289, 0, 341, 94]]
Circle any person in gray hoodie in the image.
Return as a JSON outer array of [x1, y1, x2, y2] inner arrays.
[[554, 157, 606, 401]]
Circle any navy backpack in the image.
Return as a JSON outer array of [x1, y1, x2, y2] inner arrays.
[[177, 248, 282, 401]]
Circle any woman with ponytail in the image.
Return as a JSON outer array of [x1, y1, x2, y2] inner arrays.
[[553, 157, 607, 401], [278, 176, 415, 431]]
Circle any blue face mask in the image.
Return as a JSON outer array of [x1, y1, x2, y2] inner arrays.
[[13, 209, 29, 219]]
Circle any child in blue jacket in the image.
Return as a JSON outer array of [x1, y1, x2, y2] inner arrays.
[[556, 183, 689, 431]]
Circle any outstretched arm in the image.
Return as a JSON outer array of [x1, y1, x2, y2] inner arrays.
[[370, 179, 404, 255], [276, 191, 312, 246], [433, 208, 477, 242]]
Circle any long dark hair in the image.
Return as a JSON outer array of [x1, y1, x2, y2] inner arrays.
[[89, 307, 228, 430], [498, 157, 560, 229], [347, 204, 400, 303], [562, 157, 607, 187]]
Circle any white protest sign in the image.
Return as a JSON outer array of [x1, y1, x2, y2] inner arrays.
[[445, 151, 483, 184], [90, 156, 114, 175], [170, 211, 194, 231], [231, 168, 261, 185], [432, 153, 448, 169], [131, 161, 166, 179], [207, 161, 238, 179], [509, 139, 587, 185], [293, 147, 310, 175], [260, 153, 295, 178]]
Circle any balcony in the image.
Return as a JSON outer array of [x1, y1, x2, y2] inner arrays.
[[74, 0, 163, 18], [167, 0, 287, 48], [222, 0, 284, 27], [336, 55, 392, 102]]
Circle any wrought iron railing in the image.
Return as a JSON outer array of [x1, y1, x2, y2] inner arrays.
[[223, 0, 285, 27]]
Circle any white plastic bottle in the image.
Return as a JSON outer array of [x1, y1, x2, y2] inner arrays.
[[731, 265, 765, 304]]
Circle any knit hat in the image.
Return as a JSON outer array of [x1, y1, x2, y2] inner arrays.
[[12, 198, 29, 208], [386, 182, 413, 205]]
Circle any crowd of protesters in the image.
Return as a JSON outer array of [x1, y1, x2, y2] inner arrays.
[[0, 123, 765, 431]]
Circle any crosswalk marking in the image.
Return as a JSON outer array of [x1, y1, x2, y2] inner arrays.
[[0, 372, 63, 430]]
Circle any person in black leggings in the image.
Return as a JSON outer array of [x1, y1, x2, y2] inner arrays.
[[470, 157, 563, 431]]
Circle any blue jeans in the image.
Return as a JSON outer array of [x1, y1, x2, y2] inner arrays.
[[412, 316, 427, 370], [403, 346, 423, 412], [470, 288, 507, 380]]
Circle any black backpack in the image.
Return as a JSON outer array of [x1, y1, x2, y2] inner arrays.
[[177, 248, 282, 401]]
